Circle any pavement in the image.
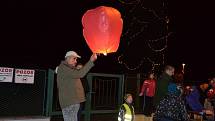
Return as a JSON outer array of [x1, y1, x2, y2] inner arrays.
[[50, 114, 153, 121]]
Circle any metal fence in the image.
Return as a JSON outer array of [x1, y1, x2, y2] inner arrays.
[[0, 69, 47, 117], [46, 70, 125, 121]]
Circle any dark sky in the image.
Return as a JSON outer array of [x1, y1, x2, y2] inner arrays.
[[2, 0, 215, 80], [169, 0, 215, 80]]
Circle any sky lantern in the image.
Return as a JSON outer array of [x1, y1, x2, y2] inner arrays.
[[82, 6, 123, 56]]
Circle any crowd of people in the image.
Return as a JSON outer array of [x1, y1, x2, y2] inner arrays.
[[55, 50, 214, 121], [119, 65, 215, 121], [137, 65, 215, 121]]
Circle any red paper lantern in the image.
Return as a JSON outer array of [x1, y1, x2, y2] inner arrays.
[[82, 6, 123, 55]]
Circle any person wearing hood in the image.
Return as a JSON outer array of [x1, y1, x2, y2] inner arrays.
[[153, 83, 189, 121], [57, 51, 97, 121]]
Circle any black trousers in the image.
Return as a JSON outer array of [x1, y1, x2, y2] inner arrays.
[[143, 96, 154, 116], [77, 102, 84, 121]]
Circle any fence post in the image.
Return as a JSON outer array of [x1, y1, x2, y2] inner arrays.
[[136, 73, 141, 112], [118, 75, 124, 106], [85, 74, 93, 121], [45, 69, 55, 116]]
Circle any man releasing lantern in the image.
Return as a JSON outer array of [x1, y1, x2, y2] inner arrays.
[[82, 6, 123, 55]]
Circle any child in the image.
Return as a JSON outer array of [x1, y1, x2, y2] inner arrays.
[[139, 72, 156, 116], [118, 94, 135, 121]]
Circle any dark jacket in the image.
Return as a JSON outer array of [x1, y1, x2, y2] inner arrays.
[[57, 60, 94, 108], [154, 73, 173, 106], [153, 94, 190, 121]]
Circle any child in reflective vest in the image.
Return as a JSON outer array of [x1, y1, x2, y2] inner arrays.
[[118, 94, 135, 121]]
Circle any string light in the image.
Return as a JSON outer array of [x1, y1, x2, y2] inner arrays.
[[133, 17, 150, 24], [121, 0, 171, 44], [147, 34, 171, 52], [118, 0, 141, 5], [117, 55, 162, 71], [122, 60, 145, 71], [116, 0, 172, 71], [162, 53, 165, 65], [128, 27, 145, 42], [118, 55, 145, 70], [140, 7, 166, 22], [121, 24, 147, 39], [148, 32, 172, 42]]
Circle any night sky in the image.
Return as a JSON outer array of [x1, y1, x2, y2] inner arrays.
[[2, 0, 215, 81]]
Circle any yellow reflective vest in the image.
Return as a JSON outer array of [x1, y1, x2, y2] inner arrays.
[[118, 103, 134, 121]]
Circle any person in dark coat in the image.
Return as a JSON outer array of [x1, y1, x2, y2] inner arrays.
[[154, 65, 175, 107], [153, 83, 190, 121]]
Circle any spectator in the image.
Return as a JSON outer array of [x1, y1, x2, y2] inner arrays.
[[57, 51, 98, 121], [139, 72, 156, 117], [153, 83, 189, 121], [154, 65, 175, 107], [118, 94, 135, 121]]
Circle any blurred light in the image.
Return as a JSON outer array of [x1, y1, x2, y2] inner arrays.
[[182, 63, 186, 67]]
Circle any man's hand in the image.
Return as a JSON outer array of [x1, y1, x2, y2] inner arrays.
[[90, 53, 97, 62]]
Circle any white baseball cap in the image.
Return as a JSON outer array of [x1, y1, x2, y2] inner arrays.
[[65, 51, 81, 58]]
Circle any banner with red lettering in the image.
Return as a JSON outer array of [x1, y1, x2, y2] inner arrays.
[[0, 67, 14, 83], [15, 69, 35, 84]]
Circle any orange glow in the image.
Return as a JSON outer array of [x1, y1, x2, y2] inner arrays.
[[82, 6, 123, 55]]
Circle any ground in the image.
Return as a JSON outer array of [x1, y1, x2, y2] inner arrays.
[[50, 114, 152, 121]]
